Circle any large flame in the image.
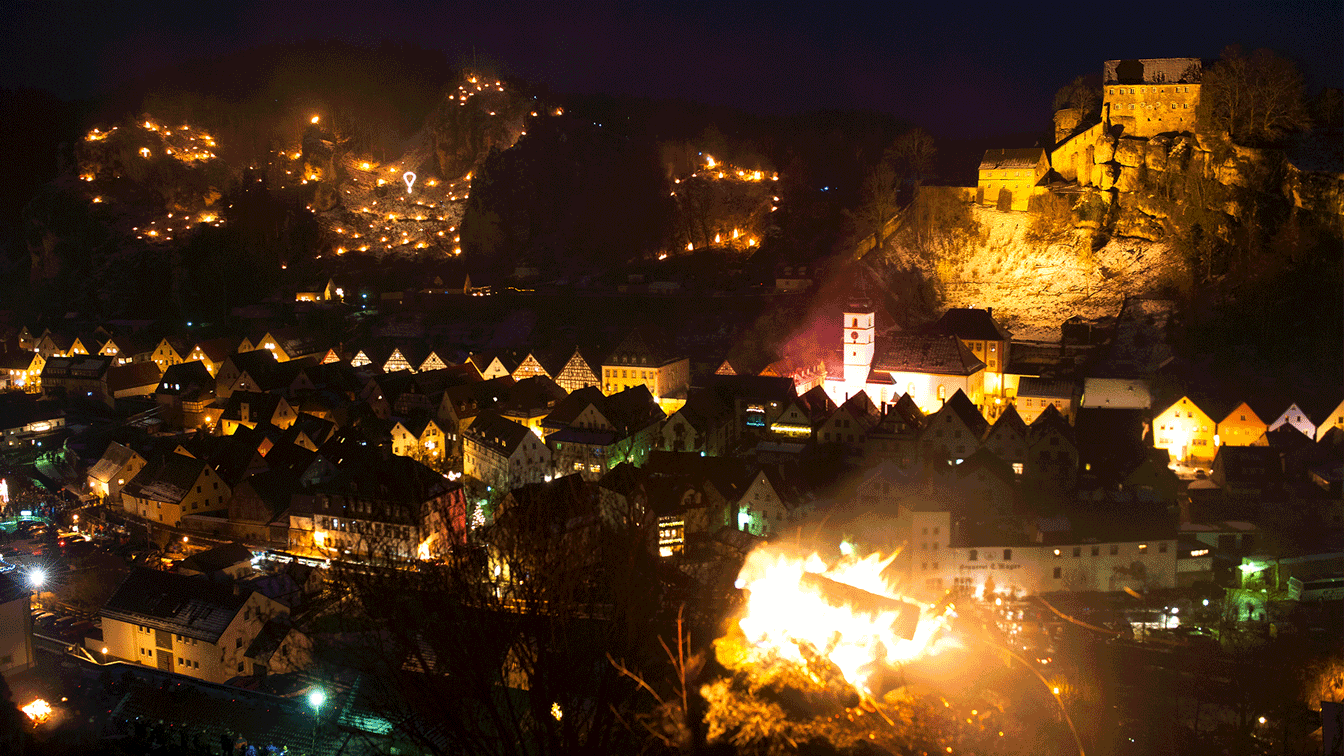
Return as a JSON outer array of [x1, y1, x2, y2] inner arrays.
[[22, 699, 52, 722], [731, 546, 952, 696]]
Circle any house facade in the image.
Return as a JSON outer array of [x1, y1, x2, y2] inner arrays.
[[1216, 402, 1268, 447], [100, 569, 290, 684], [0, 351, 44, 393], [88, 441, 147, 504], [977, 148, 1049, 211], [121, 452, 231, 527], [1154, 396, 1217, 465], [554, 348, 601, 394], [463, 411, 554, 492], [601, 330, 690, 414]]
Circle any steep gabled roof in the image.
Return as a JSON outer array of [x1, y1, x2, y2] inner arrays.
[[88, 441, 142, 484], [280, 413, 336, 447], [499, 376, 568, 415], [1217, 401, 1267, 427], [107, 362, 163, 393], [466, 410, 532, 456], [264, 326, 327, 359], [102, 569, 251, 643], [604, 385, 666, 434], [468, 349, 523, 375], [798, 385, 838, 419], [123, 453, 209, 504], [223, 349, 279, 381], [441, 376, 513, 416], [1029, 404, 1076, 446], [873, 335, 985, 376], [979, 148, 1046, 170], [0, 350, 40, 370], [542, 386, 607, 428], [222, 391, 282, 424], [230, 470, 300, 523], [831, 390, 879, 424], [605, 328, 682, 367], [931, 389, 990, 439], [178, 542, 253, 574], [924, 308, 1013, 343], [159, 361, 214, 394], [1017, 377, 1076, 400], [669, 387, 734, 434], [42, 355, 113, 379], [191, 336, 240, 365], [984, 403, 1027, 443]]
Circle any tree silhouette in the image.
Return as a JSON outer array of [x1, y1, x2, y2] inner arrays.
[[1198, 46, 1312, 146]]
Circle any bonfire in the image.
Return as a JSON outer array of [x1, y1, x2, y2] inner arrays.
[[697, 544, 1015, 754]]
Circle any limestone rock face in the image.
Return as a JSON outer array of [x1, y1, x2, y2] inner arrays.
[[1054, 109, 1083, 143], [1093, 163, 1117, 190], [1094, 135, 1117, 164], [1167, 136, 1194, 172], [1115, 138, 1147, 168], [1115, 165, 1144, 193], [1286, 164, 1344, 216], [1135, 193, 1171, 219], [1145, 136, 1171, 172], [1116, 213, 1164, 241]]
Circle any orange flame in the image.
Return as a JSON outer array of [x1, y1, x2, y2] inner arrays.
[[731, 546, 952, 696]]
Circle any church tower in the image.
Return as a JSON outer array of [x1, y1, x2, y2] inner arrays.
[[842, 304, 875, 381]]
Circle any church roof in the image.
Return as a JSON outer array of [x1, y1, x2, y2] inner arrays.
[[924, 308, 1012, 342], [872, 335, 985, 376]]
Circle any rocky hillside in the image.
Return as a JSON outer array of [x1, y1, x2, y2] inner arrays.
[[886, 205, 1178, 340]]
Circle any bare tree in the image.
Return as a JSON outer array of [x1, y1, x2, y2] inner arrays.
[[853, 163, 901, 253], [316, 476, 676, 756], [885, 128, 937, 186], [1199, 46, 1312, 146], [1051, 75, 1102, 119]]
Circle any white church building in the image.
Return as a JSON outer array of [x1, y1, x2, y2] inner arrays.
[[823, 297, 987, 417]]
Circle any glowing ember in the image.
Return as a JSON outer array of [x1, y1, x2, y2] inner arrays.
[[730, 546, 952, 696], [22, 699, 52, 722]]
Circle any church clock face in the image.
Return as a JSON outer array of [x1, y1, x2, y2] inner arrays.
[[851, 331, 859, 341]]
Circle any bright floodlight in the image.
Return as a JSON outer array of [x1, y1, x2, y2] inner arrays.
[[28, 568, 46, 589], [308, 689, 326, 710]]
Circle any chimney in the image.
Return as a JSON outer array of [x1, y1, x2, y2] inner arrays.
[[987, 307, 993, 318]]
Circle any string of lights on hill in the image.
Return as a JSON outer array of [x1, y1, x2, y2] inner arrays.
[[74, 74, 784, 265], [668, 153, 780, 256], [74, 74, 533, 257]]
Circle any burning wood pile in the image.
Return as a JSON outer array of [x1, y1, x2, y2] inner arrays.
[[697, 545, 1013, 754]]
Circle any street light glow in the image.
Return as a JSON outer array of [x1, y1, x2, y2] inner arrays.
[[28, 568, 46, 589], [308, 689, 326, 710]]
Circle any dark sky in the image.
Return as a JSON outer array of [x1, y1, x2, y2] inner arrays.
[[6, 1, 1341, 138]]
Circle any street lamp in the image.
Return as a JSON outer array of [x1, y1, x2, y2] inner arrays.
[[308, 688, 326, 753]]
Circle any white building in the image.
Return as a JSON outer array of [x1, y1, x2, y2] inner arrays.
[[823, 299, 986, 415]]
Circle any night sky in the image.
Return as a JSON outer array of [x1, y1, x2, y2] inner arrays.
[[5, 1, 1342, 138]]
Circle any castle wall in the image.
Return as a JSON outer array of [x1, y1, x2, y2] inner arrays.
[[1050, 121, 1107, 184], [1104, 83, 1200, 138]]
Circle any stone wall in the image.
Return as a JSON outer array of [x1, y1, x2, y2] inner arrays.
[[1104, 84, 1200, 138], [1050, 121, 1106, 184]]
